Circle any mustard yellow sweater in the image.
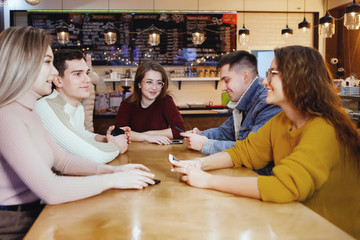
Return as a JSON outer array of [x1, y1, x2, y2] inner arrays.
[[226, 112, 343, 203]]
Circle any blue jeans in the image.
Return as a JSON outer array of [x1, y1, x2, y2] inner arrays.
[[253, 162, 275, 176]]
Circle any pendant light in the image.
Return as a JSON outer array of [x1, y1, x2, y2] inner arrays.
[[148, 25, 161, 46], [281, 0, 293, 39], [192, 25, 206, 45], [25, 0, 41, 5], [148, 0, 160, 46], [238, 0, 250, 47], [56, 0, 69, 45], [104, 0, 117, 45], [319, 0, 335, 38], [57, 24, 69, 45], [344, 0, 360, 30], [298, 0, 311, 33], [192, 0, 206, 46], [104, 26, 117, 45]]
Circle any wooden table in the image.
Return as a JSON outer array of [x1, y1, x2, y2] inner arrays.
[[25, 142, 353, 240]]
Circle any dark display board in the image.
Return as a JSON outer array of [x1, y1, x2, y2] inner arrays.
[[28, 12, 236, 66]]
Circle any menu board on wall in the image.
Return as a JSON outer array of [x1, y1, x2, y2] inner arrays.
[[28, 12, 236, 66]]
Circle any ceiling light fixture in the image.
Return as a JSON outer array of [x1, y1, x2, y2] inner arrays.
[[192, 0, 206, 46], [104, 0, 117, 45], [25, 0, 41, 6], [148, 0, 161, 46], [298, 0, 311, 33], [148, 25, 161, 46], [238, 0, 250, 48], [56, 0, 69, 45], [281, 0, 293, 39], [319, 0, 335, 38], [344, 0, 360, 30]]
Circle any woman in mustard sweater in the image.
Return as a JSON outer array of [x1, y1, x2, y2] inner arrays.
[[170, 45, 360, 203]]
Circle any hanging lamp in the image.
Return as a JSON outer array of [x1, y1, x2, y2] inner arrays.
[[147, 0, 161, 46], [192, 24, 206, 46], [192, 0, 206, 46], [238, 0, 250, 47], [56, 0, 69, 45], [281, 0, 293, 39], [57, 25, 69, 45], [298, 0, 311, 32], [344, 0, 360, 30], [25, 0, 41, 5], [104, 0, 117, 45], [104, 26, 117, 45], [148, 25, 161, 46], [319, 0, 335, 38]]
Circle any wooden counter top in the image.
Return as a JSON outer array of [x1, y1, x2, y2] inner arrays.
[[25, 142, 353, 240]]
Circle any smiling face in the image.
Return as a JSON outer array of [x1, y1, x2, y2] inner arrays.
[[31, 45, 59, 96], [219, 64, 249, 102], [54, 58, 90, 107], [262, 59, 287, 107], [139, 69, 163, 106]]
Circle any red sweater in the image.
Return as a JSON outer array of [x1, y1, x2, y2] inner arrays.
[[114, 95, 185, 139]]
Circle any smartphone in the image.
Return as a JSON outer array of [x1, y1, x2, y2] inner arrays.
[[169, 154, 180, 162], [170, 140, 183, 144], [150, 179, 161, 186], [111, 127, 125, 136]]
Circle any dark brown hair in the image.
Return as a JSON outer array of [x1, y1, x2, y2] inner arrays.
[[274, 45, 360, 167], [53, 49, 84, 77], [128, 60, 169, 105]]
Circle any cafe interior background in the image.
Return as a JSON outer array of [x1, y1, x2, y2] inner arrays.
[[1, 0, 359, 131]]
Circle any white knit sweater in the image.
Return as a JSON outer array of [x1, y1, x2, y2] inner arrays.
[[35, 90, 119, 163]]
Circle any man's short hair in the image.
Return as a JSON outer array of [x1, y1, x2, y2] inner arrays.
[[54, 49, 84, 77], [217, 51, 258, 76]]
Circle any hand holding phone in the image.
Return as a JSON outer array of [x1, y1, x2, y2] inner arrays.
[[111, 127, 125, 136], [169, 154, 180, 163]]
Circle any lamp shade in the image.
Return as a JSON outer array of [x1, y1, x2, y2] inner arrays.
[[298, 17, 311, 32], [238, 25, 250, 47], [104, 28, 117, 45], [344, 0, 360, 30], [191, 26, 205, 46], [281, 25, 293, 38], [148, 27, 160, 46], [25, 0, 41, 5], [57, 27, 69, 45], [319, 12, 335, 38]]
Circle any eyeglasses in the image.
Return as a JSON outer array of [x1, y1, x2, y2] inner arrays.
[[143, 80, 165, 88], [265, 69, 280, 83]]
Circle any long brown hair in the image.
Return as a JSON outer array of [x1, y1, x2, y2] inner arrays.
[[0, 26, 50, 107], [274, 45, 360, 167], [128, 60, 169, 105]]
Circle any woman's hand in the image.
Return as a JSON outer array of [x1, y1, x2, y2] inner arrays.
[[111, 169, 155, 189], [113, 164, 151, 173], [144, 135, 172, 145], [170, 160, 210, 188]]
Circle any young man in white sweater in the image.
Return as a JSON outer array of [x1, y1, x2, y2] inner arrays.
[[35, 49, 129, 163]]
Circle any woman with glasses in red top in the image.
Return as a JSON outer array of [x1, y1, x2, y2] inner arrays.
[[115, 60, 185, 145]]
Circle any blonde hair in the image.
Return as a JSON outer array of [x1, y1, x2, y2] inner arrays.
[[0, 26, 50, 107]]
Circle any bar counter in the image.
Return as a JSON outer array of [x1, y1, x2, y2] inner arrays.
[[25, 142, 353, 240]]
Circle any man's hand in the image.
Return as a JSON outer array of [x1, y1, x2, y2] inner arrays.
[[180, 132, 208, 151], [185, 127, 201, 135]]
